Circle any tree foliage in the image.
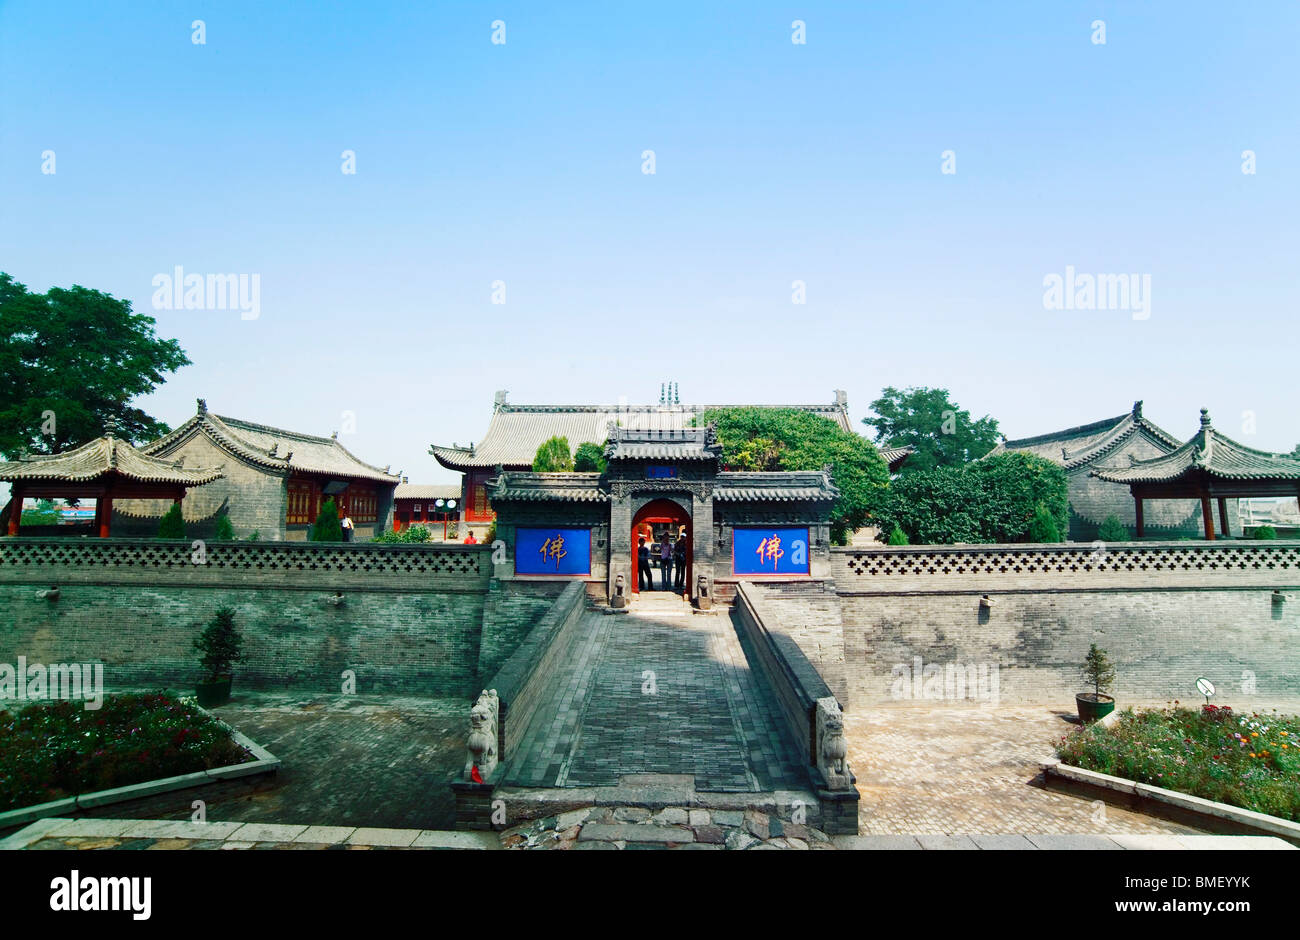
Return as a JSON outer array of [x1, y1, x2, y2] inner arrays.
[[886, 524, 909, 546], [1025, 501, 1062, 543], [213, 514, 235, 541], [573, 441, 607, 473], [697, 407, 890, 545], [194, 608, 247, 681], [157, 503, 186, 539], [862, 386, 1000, 474], [309, 497, 343, 542], [532, 435, 574, 472], [873, 452, 1068, 545], [1253, 525, 1278, 540], [1097, 514, 1128, 542], [1082, 643, 1116, 697], [0, 273, 190, 458]]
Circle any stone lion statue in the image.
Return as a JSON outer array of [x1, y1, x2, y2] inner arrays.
[[465, 689, 499, 781], [816, 697, 851, 789]]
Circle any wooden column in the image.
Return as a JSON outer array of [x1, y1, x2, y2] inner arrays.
[[99, 484, 113, 538], [1133, 494, 1144, 539], [6, 483, 23, 536], [1217, 498, 1230, 539], [1200, 493, 1216, 540]]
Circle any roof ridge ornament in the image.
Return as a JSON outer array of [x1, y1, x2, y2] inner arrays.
[[1132, 400, 1143, 420], [196, 398, 207, 415], [1200, 407, 1212, 430]]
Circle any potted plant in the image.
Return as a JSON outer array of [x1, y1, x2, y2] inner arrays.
[[194, 607, 246, 707], [1076, 642, 1116, 722]]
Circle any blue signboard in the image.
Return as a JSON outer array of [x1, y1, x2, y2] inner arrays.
[[732, 527, 810, 576], [515, 527, 592, 576], [646, 465, 678, 479]]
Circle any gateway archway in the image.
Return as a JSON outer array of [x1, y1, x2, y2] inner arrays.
[[631, 497, 690, 595]]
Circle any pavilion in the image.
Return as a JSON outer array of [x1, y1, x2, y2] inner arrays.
[[0, 433, 223, 538], [1091, 408, 1300, 540]]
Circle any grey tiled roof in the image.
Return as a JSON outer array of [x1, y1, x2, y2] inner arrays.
[[605, 425, 722, 462], [489, 472, 609, 502], [988, 401, 1184, 469], [1092, 410, 1300, 484], [877, 445, 915, 471], [715, 471, 839, 502], [430, 397, 854, 471], [394, 483, 460, 501], [0, 436, 224, 486], [142, 402, 399, 485]]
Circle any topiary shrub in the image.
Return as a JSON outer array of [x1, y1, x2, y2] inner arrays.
[[887, 524, 909, 545], [157, 503, 186, 539], [1097, 514, 1128, 542], [1253, 525, 1278, 540], [309, 497, 343, 542], [194, 607, 246, 682]]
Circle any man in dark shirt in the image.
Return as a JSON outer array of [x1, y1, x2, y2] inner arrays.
[[660, 537, 674, 591], [673, 534, 687, 590], [638, 538, 654, 591]]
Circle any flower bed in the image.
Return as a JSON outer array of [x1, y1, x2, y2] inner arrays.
[[0, 692, 253, 813], [1055, 704, 1300, 823]]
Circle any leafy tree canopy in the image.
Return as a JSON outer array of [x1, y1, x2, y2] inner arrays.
[[157, 503, 186, 539], [697, 407, 890, 545], [309, 497, 343, 542], [573, 441, 607, 473], [873, 452, 1068, 545], [0, 273, 191, 458], [862, 386, 1000, 474], [532, 435, 574, 472], [1097, 514, 1128, 542]]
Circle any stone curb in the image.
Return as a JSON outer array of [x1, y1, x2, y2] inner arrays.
[[1043, 759, 1300, 845], [0, 705, 279, 831]]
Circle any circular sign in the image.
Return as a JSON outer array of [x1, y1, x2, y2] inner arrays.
[[1196, 677, 1216, 698], [447, 499, 457, 509], [435, 499, 445, 508]]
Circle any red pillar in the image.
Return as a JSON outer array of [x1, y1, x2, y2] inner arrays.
[[99, 486, 113, 538], [6, 484, 23, 536], [1200, 493, 1216, 541], [1217, 498, 1230, 539], [1133, 495, 1144, 539]]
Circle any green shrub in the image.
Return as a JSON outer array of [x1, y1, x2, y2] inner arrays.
[[372, 524, 433, 544], [532, 436, 574, 472], [194, 607, 246, 682], [309, 497, 343, 542], [1025, 501, 1062, 542], [1253, 525, 1278, 540], [247, 529, 260, 541], [573, 441, 607, 473], [887, 524, 909, 545], [1097, 514, 1128, 542], [157, 503, 186, 539], [1082, 643, 1116, 697], [213, 514, 235, 541]]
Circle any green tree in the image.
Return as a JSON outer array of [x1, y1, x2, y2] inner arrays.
[[213, 514, 235, 541], [157, 503, 186, 539], [1097, 514, 1128, 542], [1082, 643, 1116, 697], [0, 273, 190, 458], [309, 497, 343, 542], [1025, 501, 1062, 542], [19, 498, 60, 526], [887, 524, 909, 545], [531, 435, 574, 472], [573, 441, 607, 473], [873, 452, 1068, 545], [862, 386, 1000, 474], [1253, 525, 1278, 540], [194, 608, 247, 682], [698, 407, 891, 544]]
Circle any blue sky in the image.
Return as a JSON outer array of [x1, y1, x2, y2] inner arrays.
[[2, 1, 1297, 483]]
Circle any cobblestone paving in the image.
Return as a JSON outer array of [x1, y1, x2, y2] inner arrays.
[[193, 693, 466, 830], [848, 705, 1208, 836], [504, 603, 807, 791]]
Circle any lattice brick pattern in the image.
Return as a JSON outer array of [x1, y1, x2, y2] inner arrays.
[[0, 539, 485, 578], [839, 544, 1300, 578]]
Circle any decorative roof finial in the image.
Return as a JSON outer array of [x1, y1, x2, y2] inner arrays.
[[1200, 408, 1211, 429], [1132, 400, 1143, 419], [103, 414, 119, 438], [331, 430, 339, 440], [660, 383, 666, 405], [196, 398, 207, 415]]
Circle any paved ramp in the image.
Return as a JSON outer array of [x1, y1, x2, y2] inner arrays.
[[502, 596, 807, 792]]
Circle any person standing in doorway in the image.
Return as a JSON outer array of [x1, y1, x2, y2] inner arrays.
[[341, 513, 355, 542], [673, 534, 687, 591], [638, 538, 654, 591], [660, 536, 674, 590]]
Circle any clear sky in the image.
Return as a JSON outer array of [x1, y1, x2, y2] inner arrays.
[[2, 1, 1297, 484]]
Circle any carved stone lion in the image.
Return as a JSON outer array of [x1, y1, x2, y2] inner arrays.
[[816, 697, 851, 790], [465, 689, 499, 782]]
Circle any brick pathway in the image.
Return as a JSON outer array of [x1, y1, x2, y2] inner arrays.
[[848, 704, 1207, 835], [503, 600, 807, 791]]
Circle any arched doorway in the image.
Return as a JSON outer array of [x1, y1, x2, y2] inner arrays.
[[631, 497, 690, 596]]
